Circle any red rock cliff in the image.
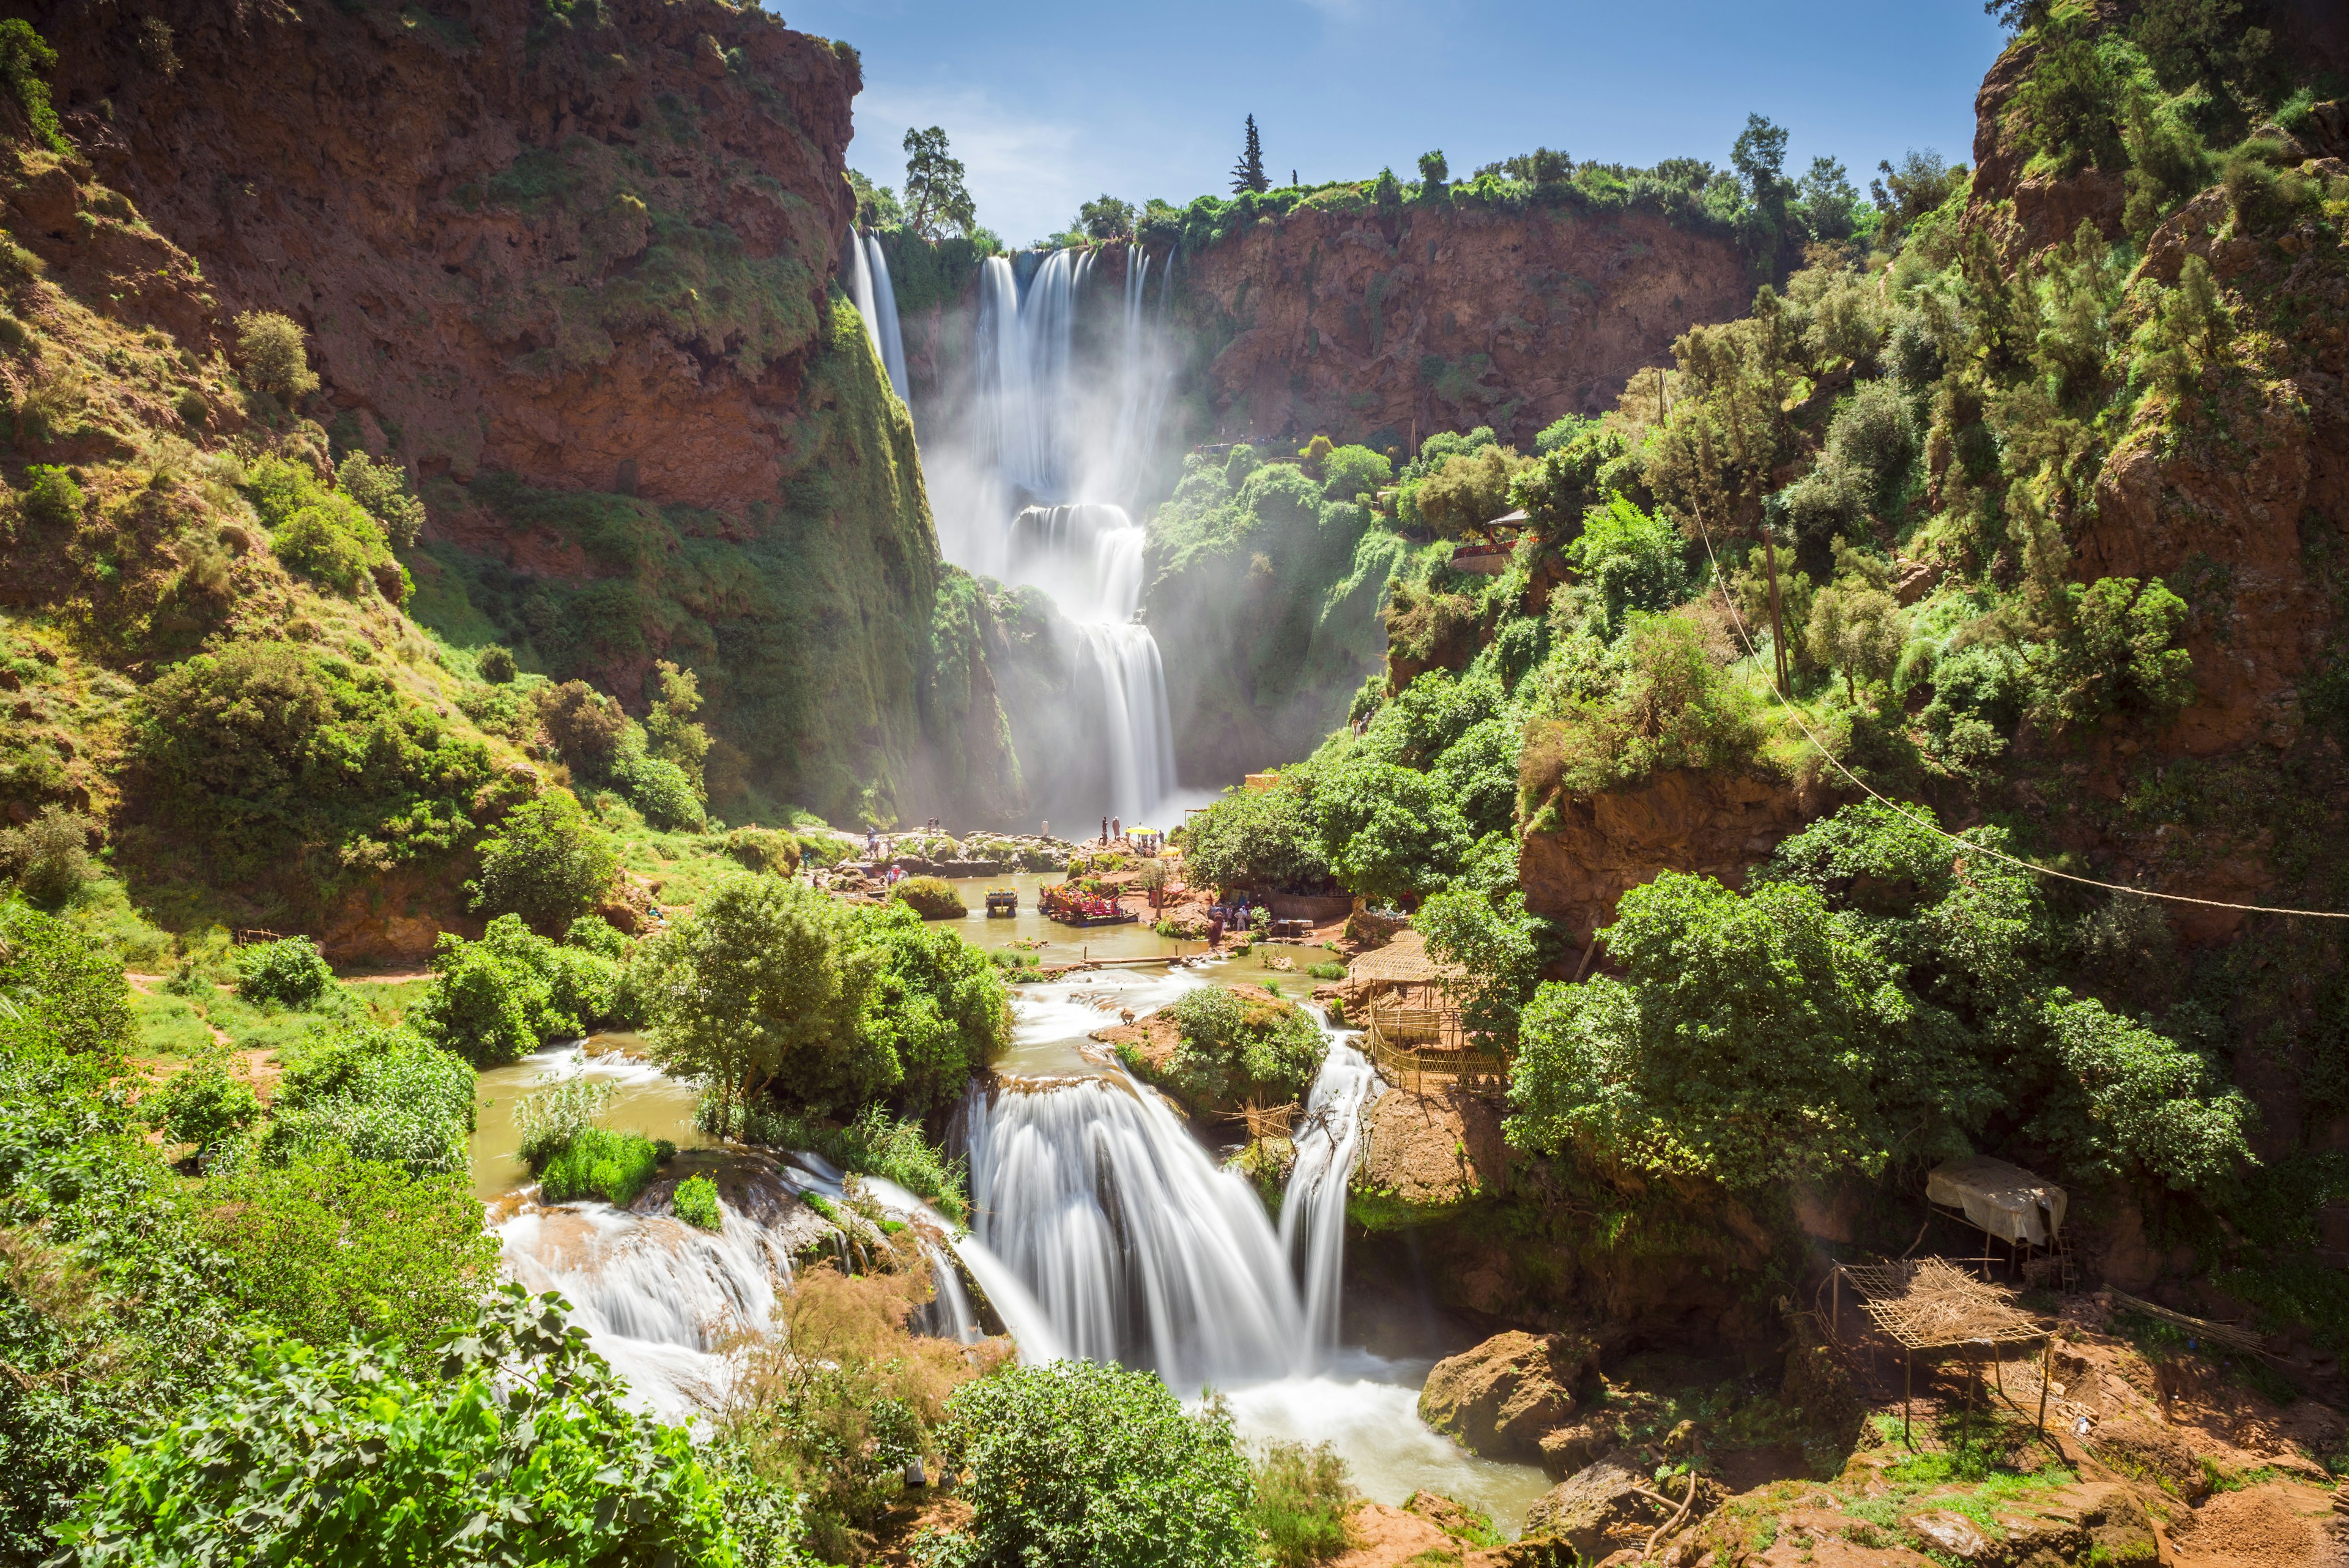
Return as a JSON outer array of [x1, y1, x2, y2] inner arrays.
[[1179, 203, 1750, 450], [35, 0, 856, 515]]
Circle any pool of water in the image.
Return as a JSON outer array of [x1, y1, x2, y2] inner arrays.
[[469, 1035, 711, 1200]]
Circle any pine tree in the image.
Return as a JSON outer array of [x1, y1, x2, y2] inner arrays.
[[1230, 114, 1268, 195]]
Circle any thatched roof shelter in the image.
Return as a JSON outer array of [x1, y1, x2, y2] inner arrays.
[[1346, 930, 1464, 992]]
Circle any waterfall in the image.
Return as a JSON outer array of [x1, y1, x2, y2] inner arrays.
[[866, 232, 910, 403], [844, 229, 883, 373], [956, 1017, 1381, 1392], [1282, 1039, 1382, 1356]]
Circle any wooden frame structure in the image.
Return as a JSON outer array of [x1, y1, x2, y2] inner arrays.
[[1346, 931, 1508, 1097], [1835, 1257, 2054, 1449]]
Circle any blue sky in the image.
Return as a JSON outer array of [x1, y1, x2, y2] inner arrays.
[[771, 1, 2011, 247]]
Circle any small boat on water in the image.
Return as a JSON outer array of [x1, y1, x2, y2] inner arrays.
[[1039, 886, 1137, 927], [985, 889, 1019, 917]]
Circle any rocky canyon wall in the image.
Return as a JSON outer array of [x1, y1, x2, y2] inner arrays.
[[24, 0, 1018, 826]]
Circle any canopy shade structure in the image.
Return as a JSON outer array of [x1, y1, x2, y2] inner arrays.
[[1925, 1156, 2067, 1247], [1345, 930, 1465, 991]]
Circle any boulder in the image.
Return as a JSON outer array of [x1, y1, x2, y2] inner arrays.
[[1418, 1330, 1599, 1462], [1537, 1416, 1616, 1479], [1520, 1450, 1655, 1562], [1899, 1510, 1991, 1562]]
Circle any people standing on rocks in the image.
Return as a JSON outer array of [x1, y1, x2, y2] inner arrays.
[[1111, 816, 1122, 842]]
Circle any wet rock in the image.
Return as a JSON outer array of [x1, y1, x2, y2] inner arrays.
[[1419, 1329, 1600, 1463]]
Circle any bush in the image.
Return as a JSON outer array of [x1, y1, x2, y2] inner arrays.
[[236, 935, 335, 1009], [536, 680, 626, 777], [933, 1361, 1255, 1568], [0, 802, 94, 907], [52, 1288, 738, 1567], [725, 826, 803, 877], [0, 20, 68, 156], [197, 1147, 500, 1357], [674, 1173, 722, 1230], [333, 450, 426, 548], [1253, 1441, 1356, 1568], [409, 914, 623, 1067], [1161, 985, 1326, 1108], [725, 1102, 971, 1224], [892, 874, 965, 920], [611, 738, 705, 830], [514, 1072, 616, 1168], [261, 1023, 475, 1177], [233, 309, 320, 401], [0, 897, 132, 1060], [476, 644, 517, 683], [1410, 444, 1526, 538], [1520, 615, 1762, 803], [1310, 752, 1474, 905], [21, 463, 81, 528], [471, 790, 618, 934], [1570, 496, 1693, 629], [147, 1057, 261, 1159], [539, 1126, 662, 1206], [1307, 962, 1348, 981], [1181, 780, 1333, 896]]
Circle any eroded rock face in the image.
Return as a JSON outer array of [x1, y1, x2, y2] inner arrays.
[[1417, 1329, 1599, 1463], [1181, 204, 1750, 449], [1520, 1449, 1655, 1561], [1518, 769, 1834, 944], [1353, 1083, 1507, 1224]]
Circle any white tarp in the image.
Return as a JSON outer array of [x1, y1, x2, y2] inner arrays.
[[1926, 1156, 2067, 1247]]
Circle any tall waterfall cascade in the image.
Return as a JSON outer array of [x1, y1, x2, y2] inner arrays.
[[845, 239, 1181, 824]]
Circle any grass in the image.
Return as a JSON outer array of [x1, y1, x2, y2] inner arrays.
[[1252, 1441, 1356, 1568], [730, 1101, 970, 1224], [1307, 962, 1347, 980], [130, 987, 216, 1060], [672, 1173, 721, 1230], [538, 1126, 661, 1206]]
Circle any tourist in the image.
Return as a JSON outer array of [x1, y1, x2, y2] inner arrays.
[[1111, 815, 1121, 842], [1100, 816, 1108, 844]]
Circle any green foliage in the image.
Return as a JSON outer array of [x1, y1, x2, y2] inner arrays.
[[133, 638, 493, 886], [1182, 779, 1333, 895], [1231, 113, 1269, 195], [53, 1287, 739, 1568], [147, 1055, 261, 1159], [1806, 548, 1909, 704], [0, 20, 67, 155], [892, 874, 966, 919], [933, 1361, 1256, 1568], [1520, 615, 1762, 803], [674, 1173, 722, 1230], [1571, 496, 1694, 630], [1310, 751, 1473, 906], [232, 310, 320, 402], [476, 643, 518, 683], [1077, 194, 1135, 240], [539, 1125, 662, 1206], [1416, 886, 1548, 1043], [637, 873, 1008, 1127], [1161, 985, 1326, 1108], [902, 125, 977, 239], [0, 898, 132, 1059], [236, 935, 334, 1009], [0, 801, 94, 907], [2023, 576, 2194, 730], [611, 730, 707, 830], [848, 166, 904, 228], [410, 913, 625, 1067], [727, 1102, 971, 1224], [472, 789, 619, 934], [1318, 443, 1392, 503], [514, 1071, 615, 1167], [262, 1023, 475, 1177], [197, 1148, 500, 1358], [725, 825, 803, 877], [22, 463, 83, 528], [334, 451, 426, 549], [1252, 1441, 1356, 1568]]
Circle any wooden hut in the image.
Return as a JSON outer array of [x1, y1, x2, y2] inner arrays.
[[1346, 932, 1507, 1094]]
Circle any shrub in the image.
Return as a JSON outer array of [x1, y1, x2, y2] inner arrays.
[[197, 1147, 500, 1357], [272, 493, 398, 599], [1570, 496, 1693, 628], [610, 738, 705, 830], [1307, 962, 1347, 981], [1519, 615, 1761, 803], [933, 1361, 1255, 1568], [0, 897, 132, 1060], [539, 1126, 661, 1206], [892, 874, 965, 920], [1171, 780, 1331, 896], [51, 1288, 738, 1567], [475, 644, 517, 683], [673, 1173, 722, 1230], [0, 20, 67, 155], [1311, 752, 1474, 905], [236, 935, 335, 1009], [2023, 576, 2194, 730], [233, 309, 320, 401], [333, 450, 426, 548], [725, 1101, 971, 1224], [147, 1057, 261, 1159], [408, 915, 622, 1068], [261, 1024, 475, 1177], [0, 803, 94, 907], [1161, 985, 1325, 1107], [21, 463, 81, 528], [471, 790, 618, 934], [535, 680, 626, 777], [725, 825, 802, 877], [1319, 443, 1391, 503], [1253, 1441, 1356, 1568], [513, 1072, 616, 1168], [1411, 444, 1527, 538]]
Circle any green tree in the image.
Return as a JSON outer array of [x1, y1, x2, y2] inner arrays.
[[1078, 194, 1135, 240], [1311, 754, 1472, 907], [147, 1055, 262, 1161], [0, 803, 94, 907], [645, 660, 713, 798], [935, 1361, 1256, 1568], [0, 19, 67, 155], [840, 899, 1011, 1117], [2024, 576, 2195, 728], [1182, 780, 1333, 896], [233, 310, 321, 402], [1805, 559, 1908, 704], [0, 898, 132, 1060], [1160, 985, 1325, 1109], [1505, 872, 1960, 1187], [536, 679, 627, 778], [634, 873, 880, 1126], [1870, 149, 1962, 233], [847, 166, 905, 228], [1416, 886, 1547, 1044], [902, 126, 977, 239], [473, 790, 619, 934], [51, 1288, 741, 1568], [1412, 444, 1526, 538], [237, 934, 335, 1008], [1795, 155, 1861, 240], [333, 450, 426, 548], [1417, 149, 1449, 187], [1231, 114, 1269, 195]]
